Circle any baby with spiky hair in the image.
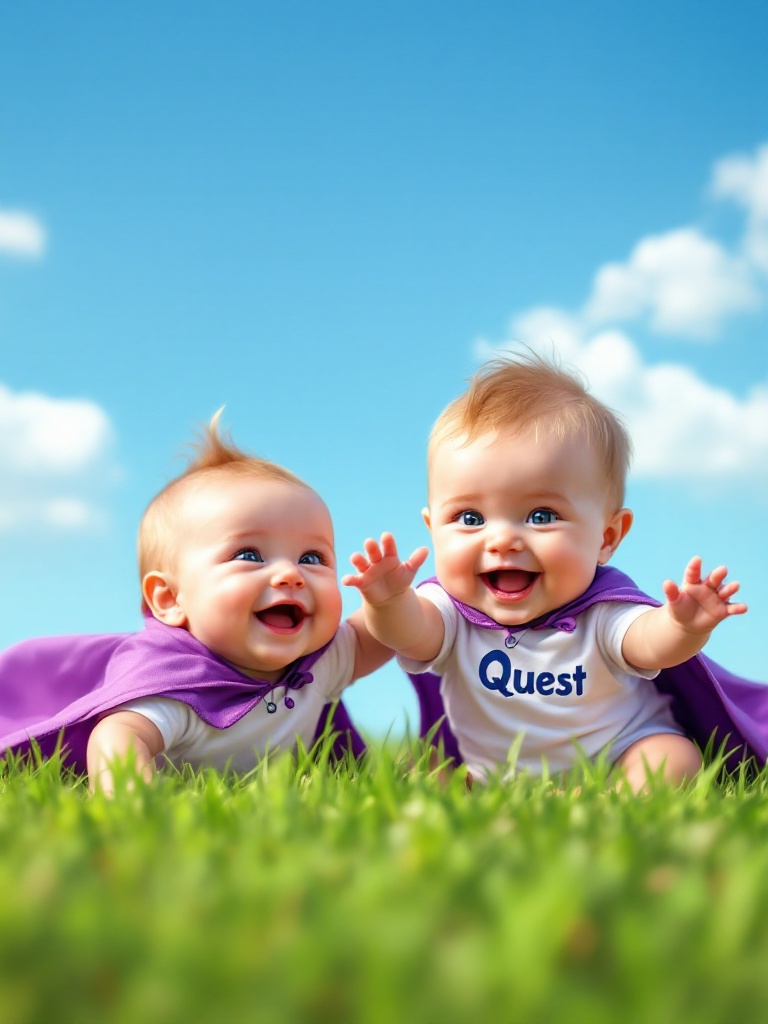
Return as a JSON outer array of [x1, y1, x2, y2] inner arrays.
[[1, 415, 389, 792]]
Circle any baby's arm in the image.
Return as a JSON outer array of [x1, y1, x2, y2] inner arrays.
[[86, 710, 165, 796], [345, 609, 395, 681], [622, 556, 747, 671], [342, 532, 445, 663]]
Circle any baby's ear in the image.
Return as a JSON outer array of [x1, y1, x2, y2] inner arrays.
[[598, 508, 633, 565], [422, 507, 432, 531], [142, 572, 187, 627]]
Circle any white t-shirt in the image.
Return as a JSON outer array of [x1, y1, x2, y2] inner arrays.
[[399, 582, 681, 779], [117, 621, 357, 772]]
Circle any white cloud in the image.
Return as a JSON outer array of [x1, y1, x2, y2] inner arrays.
[[0, 210, 46, 257], [711, 142, 768, 272], [477, 328, 768, 487], [583, 228, 760, 338], [578, 144, 768, 340], [0, 384, 118, 532], [0, 385, 112, 474], [712, 143, 768, 218], [44, 498, 100, 528], [473, 143, 768, 490], [626, 365, 768, 480], [0, 498, 106, 533]]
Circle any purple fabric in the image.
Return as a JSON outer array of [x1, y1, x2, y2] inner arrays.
[[0, 614, 365, 774], [408, 566, 767, 772]]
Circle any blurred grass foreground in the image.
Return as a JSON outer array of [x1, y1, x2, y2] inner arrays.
[[2, 736, 768, 1024]]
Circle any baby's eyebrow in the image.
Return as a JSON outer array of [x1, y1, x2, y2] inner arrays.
[[225, 529, 335, 549], [437, 492, 483, 506], [224, 530, 267, 544], [298, 530, 335, 547], [528, 490, 569, 502]]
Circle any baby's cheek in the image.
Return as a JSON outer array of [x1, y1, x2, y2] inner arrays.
[[322, 583, 344, 632]]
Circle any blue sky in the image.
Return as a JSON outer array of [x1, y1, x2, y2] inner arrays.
[[1, 1, 766, 737]]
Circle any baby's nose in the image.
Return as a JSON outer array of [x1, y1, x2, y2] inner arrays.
[[486, 521, 524, 553], [271, 561, 305, 587]]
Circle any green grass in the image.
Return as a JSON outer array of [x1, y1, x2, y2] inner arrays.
[[2, 740, 768, 1024]]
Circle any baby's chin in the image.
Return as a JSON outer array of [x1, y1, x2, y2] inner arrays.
[[445, 579, 532, 621], [225, 656, 285, 682], [482, 603, 539, 627], [219, 646, 298, 682]]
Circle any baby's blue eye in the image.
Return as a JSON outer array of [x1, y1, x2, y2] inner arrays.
[[458, 510, 485, 527], [527, 508, 558, 525], [233, 548, 264, 562], [299, 551, 324, 565]]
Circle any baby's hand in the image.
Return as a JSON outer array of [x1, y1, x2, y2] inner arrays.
[[662, 556, 747, 634], [342, 532, 429, 608]]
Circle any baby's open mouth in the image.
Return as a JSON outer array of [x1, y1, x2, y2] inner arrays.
[[482, 570, 538, 595], [255, 604, 307, 630]]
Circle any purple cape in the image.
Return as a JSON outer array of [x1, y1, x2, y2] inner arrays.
[[0, 615, 365, 775], [408, 566, 768, 773]]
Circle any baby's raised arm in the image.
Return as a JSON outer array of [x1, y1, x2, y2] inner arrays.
[[345, 609, 396, 681], [342, 532, 445, 663], [622, 555, 747, 671]]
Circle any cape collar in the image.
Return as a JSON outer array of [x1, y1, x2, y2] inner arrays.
[[419, 565, 656, 640], [142, 612, 330, 710]]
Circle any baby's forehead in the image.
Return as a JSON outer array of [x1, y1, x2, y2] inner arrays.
[[179, 473, 332, 528], [427, 424, 606, 490], [429, 419, 598, 460], [182, 468, 310, 500], [429, 425, 535, 464]]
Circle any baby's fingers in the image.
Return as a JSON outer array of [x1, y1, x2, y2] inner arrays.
[[347, 550, 373, 574], [681, 555, 704, 586], [725, 600, 749, 616], [717, 579, 740, 601], [404, 546, 430, 574], [676, 557, 749, 617], [681, 558, 735, 593], [710, 577, 748, 615], [342, 551, 372, 587], [379, 532, 400, 559], [706, 565, 729, 589], [718, 580, 748, 615], [362, 537, 386, 563]]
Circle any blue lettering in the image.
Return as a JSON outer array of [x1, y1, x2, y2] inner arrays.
[[555, 672, 572, 696], [513, 668, 535, 694], [536, 671, 555, 695], [479, 650, 512, 697], [573, 664, 586, 696], [478, 655, 587, 699]]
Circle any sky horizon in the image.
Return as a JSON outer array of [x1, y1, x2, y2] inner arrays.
[[2, 1, 766, 736]]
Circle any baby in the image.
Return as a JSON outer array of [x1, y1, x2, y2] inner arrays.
[[1, 416, 389, 792], [344, 353, 748, 790]]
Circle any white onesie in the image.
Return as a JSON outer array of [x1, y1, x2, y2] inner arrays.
[[117, 621, 357, 772], [399, 582, 682, 780]]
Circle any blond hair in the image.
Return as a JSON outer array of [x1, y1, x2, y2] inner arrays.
[[138, 411, 309, 610], [429, 352, 632, 509]]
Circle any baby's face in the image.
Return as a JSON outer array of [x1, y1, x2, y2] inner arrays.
[[167, 477, 342, 681], [424, 426, 622, 625]]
